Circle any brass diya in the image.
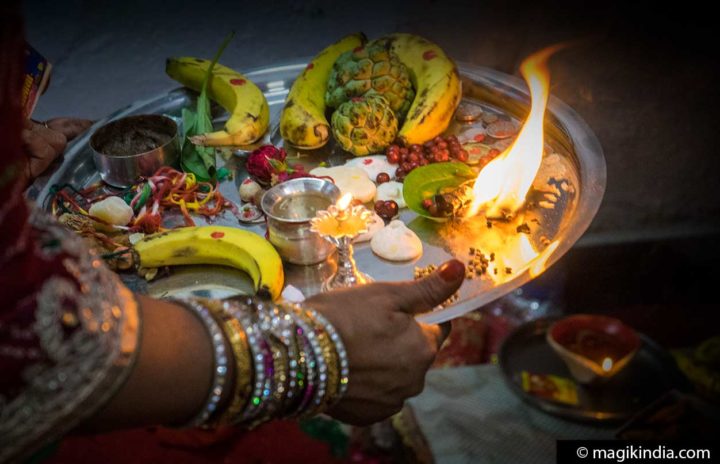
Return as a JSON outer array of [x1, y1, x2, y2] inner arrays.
[[310, 194, 373, 291]]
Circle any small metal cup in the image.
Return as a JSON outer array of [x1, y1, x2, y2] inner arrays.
[[90, 114, 180, 187], [261, 178, 340, 265]]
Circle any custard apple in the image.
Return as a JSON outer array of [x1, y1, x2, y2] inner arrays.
[[326, 41, 415, 120], [331, 95, 398, 156]]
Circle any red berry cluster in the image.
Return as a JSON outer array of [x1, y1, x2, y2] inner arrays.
[[385, 135, 469, 181], [374, 199, 399, 220]]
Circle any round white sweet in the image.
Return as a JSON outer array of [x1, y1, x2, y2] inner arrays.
[[374, 181, 406, 208], [354, 212, 385, 243], [309, 166, 376, 203], [344, 155, 395, 181], [371, 220, 422, 261], [239, 178, 262, 203]]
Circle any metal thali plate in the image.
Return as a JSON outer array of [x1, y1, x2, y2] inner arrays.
[[29, 60, 606, 323]]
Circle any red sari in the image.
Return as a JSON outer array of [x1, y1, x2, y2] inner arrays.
[[0, 4, 140, 462]]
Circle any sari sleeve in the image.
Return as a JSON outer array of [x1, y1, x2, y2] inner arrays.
[[0, 207, 141, 463]]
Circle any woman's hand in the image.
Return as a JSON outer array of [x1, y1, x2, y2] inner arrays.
[[306, 259, 465, 425], [20, 117, 92, 186]]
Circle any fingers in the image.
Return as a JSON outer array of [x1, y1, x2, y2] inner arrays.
[[21, 126, 67, 179], [392, 259, 465, 315], [46, 117, 93, 141]]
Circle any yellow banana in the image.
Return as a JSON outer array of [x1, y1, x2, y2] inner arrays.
[[134, 226, 284, 300], [385, 33, 462, 145], [166, 57, 270, 146], [280, 32, 366, 149]]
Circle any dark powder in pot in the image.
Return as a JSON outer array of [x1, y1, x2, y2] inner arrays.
[[98, 127, 171, 156]]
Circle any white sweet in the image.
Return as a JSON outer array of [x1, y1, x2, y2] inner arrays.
[[309, 166, 376, 203], [371, 220, 422, 261], [344, 155, 395, 181], [281, 285, 306, 303], [374, 181, 406, 209], [239, 178, 263, 203], [89, 196, 133, 230], [354, 212, 385, 243]]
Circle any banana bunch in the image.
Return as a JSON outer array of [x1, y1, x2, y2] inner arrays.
[[279, 33, 367, 149], [386, 33, 462, 145], [166, 58, 269, 146], [134, 226, 284, 300]]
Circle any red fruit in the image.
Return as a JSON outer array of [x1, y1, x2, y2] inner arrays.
[[399, 147, 409, 156], [456, 149, 469, 162], [407, 152, 419, 163], [374, 200, 385, 212], [401, 162, 413, 172], [387, 151, 400, 164], [419, 158, 429, 166], [383, 200, 399, 219], [433, 136, 443, 144], [433, 153, 445, 163], [447, 135, 459, 143], [437, 141, 448, 149], [422, 198, 433, 210], [376, 172, 390, 184], [410, 144, 423, 153]]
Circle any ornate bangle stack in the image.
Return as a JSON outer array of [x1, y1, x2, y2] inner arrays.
[[177, 296, 349, 429]]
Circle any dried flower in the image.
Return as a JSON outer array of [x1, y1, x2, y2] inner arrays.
[[246, 145, 287, 186], [246, 145, 315, 187]]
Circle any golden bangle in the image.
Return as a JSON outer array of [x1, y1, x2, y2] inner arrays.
[[295, 307, 339, 417], [205, 300, 253, 426]]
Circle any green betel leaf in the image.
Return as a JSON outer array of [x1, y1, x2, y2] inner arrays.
[[179, 31, 235, 181], [402, 162, 476, 219]]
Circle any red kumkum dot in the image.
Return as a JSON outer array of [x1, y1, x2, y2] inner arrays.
[[230, 78, 246, 86], [423, 50, 437, 60], [211, 231, 225, 239], [363, 159, 373, 165], [306, 62, 314, 70]]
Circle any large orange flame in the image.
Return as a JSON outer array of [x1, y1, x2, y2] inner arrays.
[[467, 45, 563, 218], [462, 45, 564, 282]]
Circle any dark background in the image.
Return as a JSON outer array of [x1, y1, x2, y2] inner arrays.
[[23, 0, 720, 340]]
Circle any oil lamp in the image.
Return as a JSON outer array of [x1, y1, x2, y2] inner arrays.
[[310, 193, 373, 291]]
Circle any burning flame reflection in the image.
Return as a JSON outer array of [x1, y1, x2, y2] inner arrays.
[[464, 45, 565, 281]]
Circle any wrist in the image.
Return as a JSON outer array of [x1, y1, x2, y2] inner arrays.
[[179, 296, 349, 429]]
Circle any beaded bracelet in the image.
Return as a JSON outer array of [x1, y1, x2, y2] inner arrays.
[[289, 305, 340, 418], [302, 307, 350, 409], [203, 300, 253, 427], [177, 295, 350, 429], [174, 298, 231, 428], [221, 300, 270, 424], [284, 304, 327, 418]]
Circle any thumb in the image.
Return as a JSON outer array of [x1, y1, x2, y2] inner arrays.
[[393, 259, 465, 315]]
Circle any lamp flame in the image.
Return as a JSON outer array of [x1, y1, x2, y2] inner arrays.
[[336, 192, 353, 211], [601, 357, 613, 372], [467, 45, 562, 218]]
